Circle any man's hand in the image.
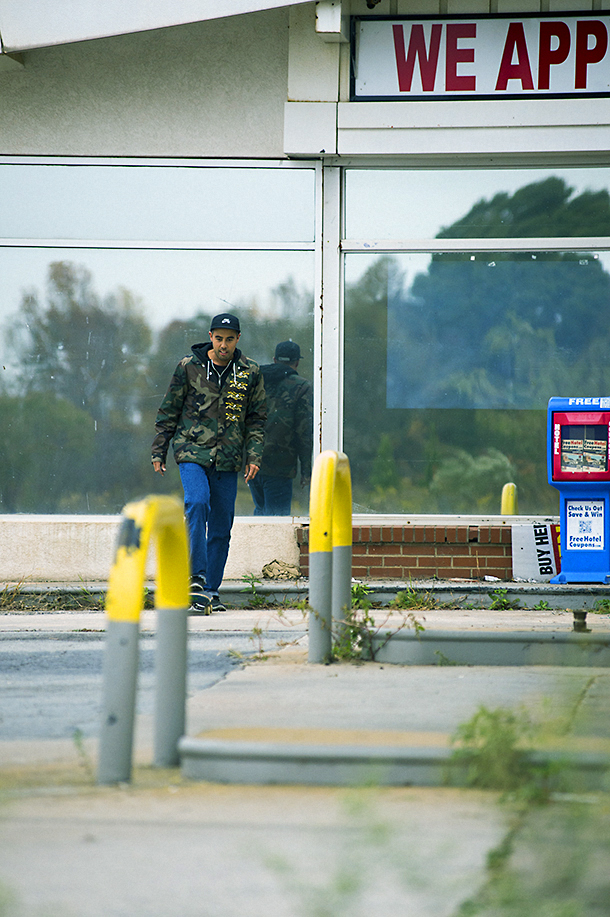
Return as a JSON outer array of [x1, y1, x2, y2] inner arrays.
[[244, 463, 259, 483], [153, 461, 166, 475]]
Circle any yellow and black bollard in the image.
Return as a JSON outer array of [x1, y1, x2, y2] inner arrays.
[[97, 496, 189, 784]]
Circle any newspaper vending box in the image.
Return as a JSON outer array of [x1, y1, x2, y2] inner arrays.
[[547, 396, 610, 583]]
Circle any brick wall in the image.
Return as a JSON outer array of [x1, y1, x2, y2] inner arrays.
[[296, 523, 512, 581]]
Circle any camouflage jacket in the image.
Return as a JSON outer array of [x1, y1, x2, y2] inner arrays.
[[259, 363, 313, 479], [151, 343, 266, 472]]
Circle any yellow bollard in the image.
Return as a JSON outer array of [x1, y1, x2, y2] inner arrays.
[[98, 495, 190, 784], [105, 495, 189, 623], [308, 451, 352, 663], [501, 482, 518, 515]]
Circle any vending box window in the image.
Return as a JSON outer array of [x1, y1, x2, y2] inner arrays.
[[547, 397, 610, 583]]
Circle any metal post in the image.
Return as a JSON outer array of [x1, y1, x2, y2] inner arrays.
[[308, 451, 336, 663], [331, 452, 352, 640], [309, 450, 352, 662], [332, 544, 352, 636], [154, 606, 188, 767], [97, 619, 140, 784], [309, 550, 333, 662], [97, 495, 190, 783]]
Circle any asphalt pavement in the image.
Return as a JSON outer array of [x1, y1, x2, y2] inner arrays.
[[1, 601, 610, 916]]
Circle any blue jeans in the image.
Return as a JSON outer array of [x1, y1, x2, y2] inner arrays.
[[179, 463, 238, 594], [249, 474, 293, 516]]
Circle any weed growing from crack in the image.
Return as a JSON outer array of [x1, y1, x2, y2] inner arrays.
[[592, 598, 610, 614], [249, 625, 269, 660], [72, 727, 95, 782], [0, 581, 109, 611], [490, 589, 521, 611], [532, 600, 551, 610], [454, 795, 610, 917], [449, 705, 564, 804], [230, 606, 309, 663], [435, 650, 459, 666], [240, 573, 269, 608], [351, 582, 373, 610], [390, 584, 439, 611], [332, 605, 424, 663]]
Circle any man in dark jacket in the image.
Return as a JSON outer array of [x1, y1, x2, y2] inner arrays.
[[152, 313, 266, 612], [249, 340, 313, 516]]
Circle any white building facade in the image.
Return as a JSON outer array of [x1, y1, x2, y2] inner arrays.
[[2, 0, 610, 520]]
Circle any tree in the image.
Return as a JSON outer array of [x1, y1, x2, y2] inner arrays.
[[437, 176, 610, 239], [9, 261, 152, 422], [430, 448, 515, 513], [0, 392, 94, 512], [343, 176, 610, 512], [5, 261, 154, 512]]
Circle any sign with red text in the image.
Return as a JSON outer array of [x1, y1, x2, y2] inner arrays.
[[352, 14, 610, 100]]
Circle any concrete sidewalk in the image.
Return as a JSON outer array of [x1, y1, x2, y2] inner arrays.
[[2, 603, 610, 771], [1, 605, 609, 917]]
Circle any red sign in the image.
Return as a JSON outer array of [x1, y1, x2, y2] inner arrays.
[[353, 14, 610, 100]]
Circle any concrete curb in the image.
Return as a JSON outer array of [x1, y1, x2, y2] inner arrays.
[[6, 578, 610, 610], [371, 628, 610, 667], [178, 733, 610, 791], [179, 736, 455, 787]]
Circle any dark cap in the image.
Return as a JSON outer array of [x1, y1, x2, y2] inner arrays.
[[210, 313, 240, 333], [274, 340, 301, 363]]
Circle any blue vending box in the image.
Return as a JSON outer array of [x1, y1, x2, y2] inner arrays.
[[547, 396, 610, 583]]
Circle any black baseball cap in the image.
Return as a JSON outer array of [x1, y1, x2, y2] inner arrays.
[[210, 313, 240, 333], [275, 340, 301, 363]]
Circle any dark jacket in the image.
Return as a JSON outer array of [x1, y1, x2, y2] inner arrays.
[[259, 363, 313, 479], [151, 343, 266, 471]]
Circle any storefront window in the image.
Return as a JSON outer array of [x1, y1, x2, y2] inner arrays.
[[0, 162, 316, 515], [0, 164, 315, 242], [344, 168, 610, 514], [345, 167, 610, 239]]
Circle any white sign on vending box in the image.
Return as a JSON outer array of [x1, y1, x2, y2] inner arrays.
[[512, 522, 561, 582], [566, 500, 605, 550]]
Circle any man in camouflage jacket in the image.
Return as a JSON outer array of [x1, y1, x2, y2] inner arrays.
[[152, 313, 266, 612], [249, 340, 313, 516]]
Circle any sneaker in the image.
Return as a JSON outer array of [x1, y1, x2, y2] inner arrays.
[[210, 596, 227, 612], [189, 576, 207, 596]]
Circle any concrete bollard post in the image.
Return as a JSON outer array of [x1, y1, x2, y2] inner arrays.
[[308, 450, 352, 663], [154, 606, 188, 767], [332, 543, 352, 637], [97, 495, 190, 784], [331, 453, 353, 640], [97, 619, 140, 784], [309, 550, 333, 663]]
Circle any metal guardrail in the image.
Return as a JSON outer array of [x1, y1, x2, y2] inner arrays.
[[97, 495, 189, 784], [308, 451, 353, 663]]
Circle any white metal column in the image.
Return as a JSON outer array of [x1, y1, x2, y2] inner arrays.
[[318, 163, 343, 455]]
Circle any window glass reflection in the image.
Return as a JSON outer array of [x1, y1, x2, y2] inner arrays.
[[345, 168, 610, 239], [344, 249, 610, 514], [0, 248, 314, 514], [0, 165, 315, 242]]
